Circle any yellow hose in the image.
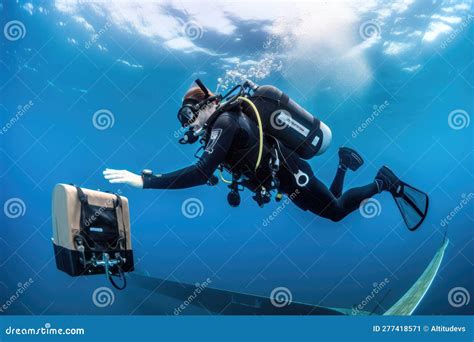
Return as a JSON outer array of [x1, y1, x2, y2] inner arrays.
[[218, 168, 232, 184], [238, 96, 263, 171]]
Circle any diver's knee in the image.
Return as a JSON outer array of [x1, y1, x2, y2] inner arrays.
[[327, 212, 344, 222], [319, 204, 345, 222]]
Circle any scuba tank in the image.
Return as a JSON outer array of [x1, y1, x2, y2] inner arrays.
[[245, 85, 323, 160], [202, 81, 326, 161]]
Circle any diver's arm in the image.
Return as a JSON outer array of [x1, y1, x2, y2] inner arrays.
[[142, 164, 209, 189], [103, 169, 143, 188], [142, 114, 238, 189]]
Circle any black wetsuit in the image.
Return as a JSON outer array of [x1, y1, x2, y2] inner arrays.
[[144, 111, 379, 222]]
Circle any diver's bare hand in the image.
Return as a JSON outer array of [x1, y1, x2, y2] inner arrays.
[[103, 168, 143, 188]]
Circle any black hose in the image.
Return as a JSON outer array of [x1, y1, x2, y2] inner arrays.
[[108, 266, 127, 290]]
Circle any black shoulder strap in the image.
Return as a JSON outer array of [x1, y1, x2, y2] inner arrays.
[[204, 96, 243, 134], [74, 186, 90, 235], [204, 110, 224, 132], [114, 194, 122, 208], [114, 193, 127, 251], [201, 110, 225, 144], [75, 186, 88, 204]]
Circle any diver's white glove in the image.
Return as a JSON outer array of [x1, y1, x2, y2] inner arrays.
[[103, 168, 143, 188]]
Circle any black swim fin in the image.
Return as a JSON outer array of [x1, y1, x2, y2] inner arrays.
[[376, 166, 429, 231], [393, 182, 429, 231]]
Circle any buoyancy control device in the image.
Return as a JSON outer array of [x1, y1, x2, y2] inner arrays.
[[51, 184, 134, 289]]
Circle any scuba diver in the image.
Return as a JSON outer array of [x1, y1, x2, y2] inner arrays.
[[103, 79, 428, 230]]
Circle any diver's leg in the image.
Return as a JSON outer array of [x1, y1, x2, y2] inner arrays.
[[331, 183, 379, 219], [304, 177, 379, 222], [279, 159, 378, 222], [329, 165, 346, 198], [330, 147, 365, 197]]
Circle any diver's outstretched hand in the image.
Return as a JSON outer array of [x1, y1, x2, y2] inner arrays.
[[103, 168, 143, 188]]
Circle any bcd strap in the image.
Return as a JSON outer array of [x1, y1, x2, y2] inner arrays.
[[111, 193, 127, 290], [75, 186, 88, 204], [114, 193, 122, 209], [75, 187, 89, 234], [114, 193, 127, 251]]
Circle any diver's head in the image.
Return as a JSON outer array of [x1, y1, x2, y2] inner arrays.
[[177, 85, 217, 130], [190, 102, 218, 132], [316, 121, 332, 155]]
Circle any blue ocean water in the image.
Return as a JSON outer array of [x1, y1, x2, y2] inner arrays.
[[0, 1, 472, 316]]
